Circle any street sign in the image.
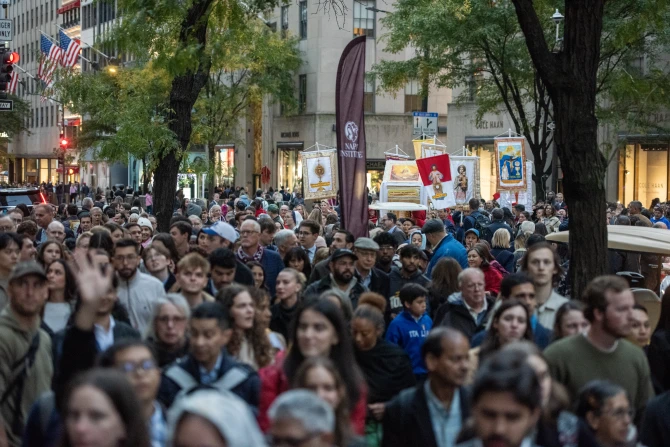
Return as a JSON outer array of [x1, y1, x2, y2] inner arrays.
[[412, 112, 438, 137], [0, 20, 11, 41], [0, 99, 13, 111]]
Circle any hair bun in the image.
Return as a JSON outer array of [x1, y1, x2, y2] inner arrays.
[[358, 292, 386, 313]]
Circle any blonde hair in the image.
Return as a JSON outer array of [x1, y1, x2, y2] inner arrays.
[[491, 228, 511, 249]]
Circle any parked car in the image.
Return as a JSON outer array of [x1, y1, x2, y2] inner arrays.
[[0, 188, 46, 214]]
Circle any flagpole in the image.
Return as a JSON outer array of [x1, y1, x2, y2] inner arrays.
[[12, 64, 36, 79], [56, 24, 111, 60]]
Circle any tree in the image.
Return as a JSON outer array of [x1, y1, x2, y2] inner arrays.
[[510, 0, 670, 296], [0, 93, 31, 146], [190, 21, 301, 196]]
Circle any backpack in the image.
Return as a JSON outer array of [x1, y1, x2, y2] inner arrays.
[[472, 212, 493, 241], [164, 363, 251, 403]]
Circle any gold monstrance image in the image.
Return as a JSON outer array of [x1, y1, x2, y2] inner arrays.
[[312, 159, 328, 191]]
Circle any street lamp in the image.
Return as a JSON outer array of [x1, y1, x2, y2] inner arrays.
[[552, 9, 564, 49]]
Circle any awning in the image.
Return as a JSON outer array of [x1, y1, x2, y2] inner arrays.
[[545, 226, 670, 255], [58, 0, 80, 14], [277, 141, 304, 150], [369, 202, 428, 211]]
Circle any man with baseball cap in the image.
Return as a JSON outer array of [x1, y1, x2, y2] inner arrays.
[[464, 228, 480, 250], [201, 222, 255, 289], [202, 221, 238, 254], [304, 248, 368, 308], [0, 262, 53, 445], [353, 237, 389, 299]]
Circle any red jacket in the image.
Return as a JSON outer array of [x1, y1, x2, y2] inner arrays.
[[482, 264, 503, 295], [257, 351, 367, 434], [411, 211, 426, 228]]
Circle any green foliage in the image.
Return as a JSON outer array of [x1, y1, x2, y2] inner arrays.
[[0, 94, 31, 142], [375, 0, 670, 170]]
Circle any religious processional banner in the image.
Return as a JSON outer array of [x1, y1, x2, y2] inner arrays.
[[494, 137, 527, 190], [416, 154, 456, 208]]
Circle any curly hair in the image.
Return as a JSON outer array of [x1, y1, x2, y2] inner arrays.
[[217, 284, 273, 369]]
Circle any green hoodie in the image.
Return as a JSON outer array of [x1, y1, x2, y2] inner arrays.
[[0, 307, 52, 446]]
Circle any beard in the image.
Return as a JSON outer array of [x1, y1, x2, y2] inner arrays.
[[603, 313, 630, 339], [333, 270, 353, 284]]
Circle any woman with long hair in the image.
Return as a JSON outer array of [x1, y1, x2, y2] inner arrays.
[[293, 357, 359, 447], [218, 285, 273, 370], [59, 368, 151, 447], [43, 259, 77, 334], [467, 243, 504, 295], [37, 240, 64, 268], [553, 300, 590, 341], [249, 287, 286, 352], [543, 205, 561, 233], [534, 222, 549, 236], [270, 268, 305, 341], [478, 300, 534, 363], [306, 208, 324, 234], [283, 246, 312, 279], [351, 293, 415, 444], [145, 294, 191, 368], [427, 257, 462, 317], [247, 261, 269, 292], [258, 297, 367, 434]]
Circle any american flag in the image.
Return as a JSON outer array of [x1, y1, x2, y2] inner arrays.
[[58, 29, 81, 67], [38, 33, 62, 87], [8, 71, 18, 94]]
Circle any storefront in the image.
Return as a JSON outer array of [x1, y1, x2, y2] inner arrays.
[[10, 158, 60, 185], [277, 142, 304, 193], [56, 165, 80, 184], [619, 140, 670, 207], [366, 159, 385, 196], [215, 144, 236, 187]]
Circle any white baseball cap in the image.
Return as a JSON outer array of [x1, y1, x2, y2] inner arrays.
[[203, 221, 238, 243]]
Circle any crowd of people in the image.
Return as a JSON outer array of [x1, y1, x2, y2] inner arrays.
[[0, 184, 667, 447]]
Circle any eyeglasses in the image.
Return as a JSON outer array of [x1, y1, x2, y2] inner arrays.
[[119, 359, 157, 375], [298, 231, 313, 237], [265, 433, 320, 447], [240, 230, 259, 236], [157, 315, 187, 325]]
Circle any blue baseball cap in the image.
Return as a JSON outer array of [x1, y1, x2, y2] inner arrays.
[[464, 228, 480, 238]]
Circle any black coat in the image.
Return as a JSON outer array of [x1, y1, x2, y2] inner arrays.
[[435, 296, 495, 341], [486, 221, 513, 244], [641, 391, 670, 447], [382, 383, 471, 447], [157, 350, 259, 410], [647, 329, 670, 393], [368, 268, 390, 301], [491, 248, 515, 273]]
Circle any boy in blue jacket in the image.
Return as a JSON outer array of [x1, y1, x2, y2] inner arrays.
[[385, 283, 433, 381]]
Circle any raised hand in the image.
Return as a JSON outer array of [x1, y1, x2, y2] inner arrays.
[[75, 250, 114, 304]]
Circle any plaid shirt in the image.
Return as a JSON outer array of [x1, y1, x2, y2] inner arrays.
[[150, 403, 167, 447]]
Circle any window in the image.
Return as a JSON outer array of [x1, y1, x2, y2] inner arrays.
[[51, 106, 55, 127], [364, 74, 375, 113], [404, 80, 421, 113], [353, 0, 375, 37], [281, 5, 289, 37], [298, 74, 307, 114], [40, 5, 43, 25], [299, 1, 307, 39], [51, 0, 54, 21]]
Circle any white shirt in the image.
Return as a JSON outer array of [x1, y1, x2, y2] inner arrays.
[[94, 316, 116, 351], [43, 302, 72, 333]]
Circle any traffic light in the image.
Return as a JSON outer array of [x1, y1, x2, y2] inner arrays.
[[0, 49, 19, 93], [59, 132, 68, 150]]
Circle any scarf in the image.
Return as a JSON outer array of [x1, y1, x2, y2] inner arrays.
[[354, 339, 417, 403], [237, 244, 264, 263]]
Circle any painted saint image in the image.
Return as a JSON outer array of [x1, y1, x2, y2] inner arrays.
[[428, 164, 444, 194], [454, 164, 468, 202]]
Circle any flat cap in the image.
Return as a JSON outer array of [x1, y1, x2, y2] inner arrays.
[[353, 237, 379, 251]]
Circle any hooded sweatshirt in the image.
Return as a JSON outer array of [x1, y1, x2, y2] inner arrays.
[[0, 307, 53, 447], [385, 309, 432, 376], [167, 390, 267, 446]]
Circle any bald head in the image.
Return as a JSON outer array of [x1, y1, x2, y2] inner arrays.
[[422, 327, 470, 386], [47, 221, 66, 243], [458, 267, 485, 288]]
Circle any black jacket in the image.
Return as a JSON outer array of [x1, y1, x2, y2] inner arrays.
[[486, 220, 513, 244], [382, 382, 471, 447], [303, 274, 368, 308], [308, 257, 331, 285], [435, 296, 495, 341], [641, 390, 670, 447], [367, 268, 390, 301], [53, 322, 140, 407], [647, 329, 670, 393], [157, 350, 259, 410]]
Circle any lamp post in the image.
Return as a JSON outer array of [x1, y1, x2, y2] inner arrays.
[[552, 9, 564, 50]]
